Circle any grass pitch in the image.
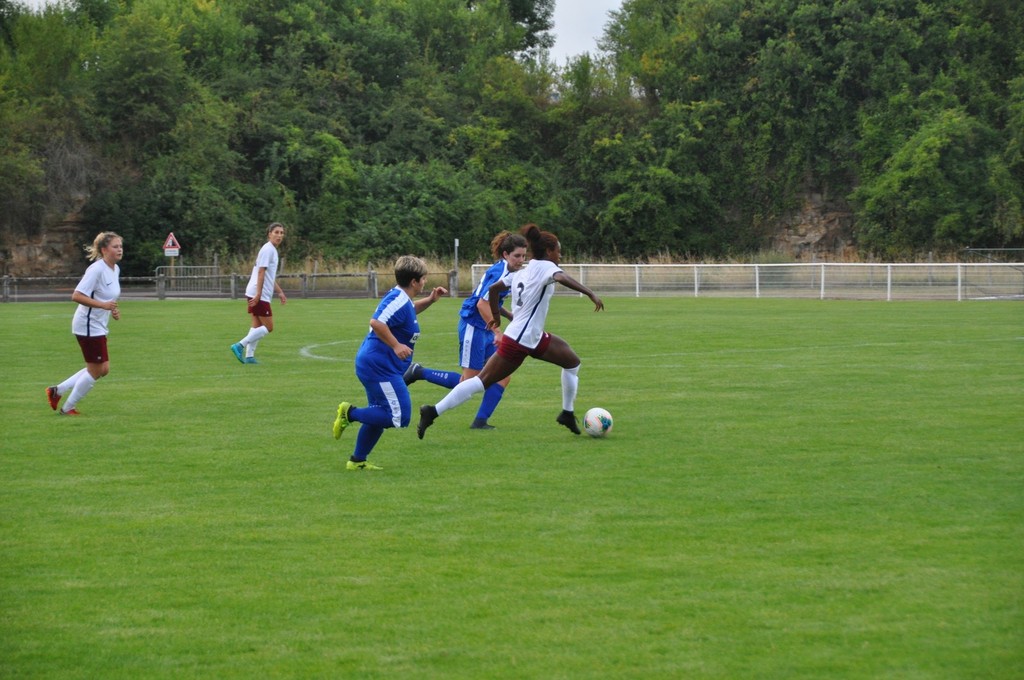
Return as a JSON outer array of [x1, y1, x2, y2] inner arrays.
[[1, 297, 1022, 678]]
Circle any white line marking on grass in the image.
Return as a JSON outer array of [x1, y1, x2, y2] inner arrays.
[[300, 340, 357, 362], [298, 331, 455, 362]]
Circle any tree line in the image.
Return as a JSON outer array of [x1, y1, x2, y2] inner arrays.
[[1, 0, 1021, 276]]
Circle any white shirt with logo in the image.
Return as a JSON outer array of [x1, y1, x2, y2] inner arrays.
[[72, 260, 121, 337]]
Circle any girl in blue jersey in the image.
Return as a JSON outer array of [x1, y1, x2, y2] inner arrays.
[[404, 230, 528, 429], [46, 232, 123, 416], [417, 224, 603, 439], [332, 255, 448, 470]]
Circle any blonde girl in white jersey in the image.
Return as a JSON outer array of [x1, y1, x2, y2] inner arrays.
[[417, 223, 604, 438], [46, 231, 123, 416]]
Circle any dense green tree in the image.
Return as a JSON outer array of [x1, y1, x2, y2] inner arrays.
[[91, 9, 188, 157], [597, 0, 1023, 255], [0, 3, 98, 236], [854, 108, 1015, 255], [503, 0, 555, 54], [2, 0, 1022, 274]]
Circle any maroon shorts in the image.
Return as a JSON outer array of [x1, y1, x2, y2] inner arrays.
[[496, 332, 552, 367], [247, 298, 272, 317], [76, 335, 109, 364]]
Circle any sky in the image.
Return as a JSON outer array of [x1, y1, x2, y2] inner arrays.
[[19, 0, 623, 65], [548, 0, 623, 65]]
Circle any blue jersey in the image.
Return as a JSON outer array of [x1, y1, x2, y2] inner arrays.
[[460, 260, 511, 329], [355, 286, 420, 380]]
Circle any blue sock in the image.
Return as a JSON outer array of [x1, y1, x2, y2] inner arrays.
[[350, 405, 394, 428], [424, 369, 460, 389], [352, 424, 384, 461], [475, 384, 505, 421]]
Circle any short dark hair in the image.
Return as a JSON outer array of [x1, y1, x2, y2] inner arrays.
[[394, 255, 428, 287]]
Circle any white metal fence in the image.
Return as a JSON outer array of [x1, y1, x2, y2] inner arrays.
[[3, 263, 1021, 303], [471, 262, 1024, 301], [0, 269, 455, 302]]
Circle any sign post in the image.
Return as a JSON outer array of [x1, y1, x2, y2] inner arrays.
[[453, 238, 459, 297], [163, 232, 180, 289]]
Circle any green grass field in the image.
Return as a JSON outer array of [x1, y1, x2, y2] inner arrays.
[[2, 297, 1021, 678]]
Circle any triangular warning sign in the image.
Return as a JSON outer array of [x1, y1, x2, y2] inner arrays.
[[163, 232, 180, 249]]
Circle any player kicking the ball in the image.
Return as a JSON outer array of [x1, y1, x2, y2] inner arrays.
[[417, 223, 603, 439]]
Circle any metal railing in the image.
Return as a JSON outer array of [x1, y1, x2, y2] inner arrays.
[[4, 263, 1021, 303], [471, 262, 1024, 301], [1, 270, 459, 303]]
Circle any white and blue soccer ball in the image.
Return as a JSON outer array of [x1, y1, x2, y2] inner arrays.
[[583, 407, 613, 438]]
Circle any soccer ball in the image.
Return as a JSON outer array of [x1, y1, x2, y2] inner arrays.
[[583, 407, 613, 438]]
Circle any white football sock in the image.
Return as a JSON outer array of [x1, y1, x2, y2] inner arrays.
[[241, 325, 270, 347], [64, 372, 97, 411], [561, 365, 580, 412], [58, 368, 88, 396], [246, 340, 258, 358], [436, 376, 485, 415]]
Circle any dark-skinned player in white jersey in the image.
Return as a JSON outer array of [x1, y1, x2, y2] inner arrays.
[[417, 223, 604, 439]]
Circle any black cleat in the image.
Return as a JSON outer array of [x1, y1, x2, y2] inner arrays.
[[556, 409, 581, 435], [404, 362, 423, 385], [417, 405, 438, 439], [470, 418, 495, 430]]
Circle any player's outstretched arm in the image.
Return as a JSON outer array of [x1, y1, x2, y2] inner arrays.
[[553, 272, 604, 312]]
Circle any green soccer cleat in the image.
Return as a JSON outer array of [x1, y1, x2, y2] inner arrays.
[[346, 459, 383, 471], [230, 343, 245, 363], [333, 402, 351, 440], [244, 357, 259, 364]]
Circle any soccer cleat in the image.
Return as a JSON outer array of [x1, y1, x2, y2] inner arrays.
[[470, 418, 495, 430], [333, 402, 351, 440], [230, 343, 245, 363], [403, 362, 423, 385], [556, 409, 581, 435], [46, 386, 61, 411], [244, 357, 259, 364], [417, 405, 438, 439], [58, 408, 81, 416], [347, 459, 383, 471]]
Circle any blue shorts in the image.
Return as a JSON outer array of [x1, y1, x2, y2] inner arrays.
[[354, 370, 411, 429], [457, 319, 496, 370]]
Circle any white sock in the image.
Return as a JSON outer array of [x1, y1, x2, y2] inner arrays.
[[58, 368, 88, 396], [64, 372, 97, 411], [246, 340, 258, 358], [561, 365, 580, 412], [436, 376, 485, 415], [241, 326, 270, 347]]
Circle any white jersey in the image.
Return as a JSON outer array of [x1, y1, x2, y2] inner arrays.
[[245, 241, 280, 301], [504, 259, 562, 349], [71, 259, 120, 337]]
